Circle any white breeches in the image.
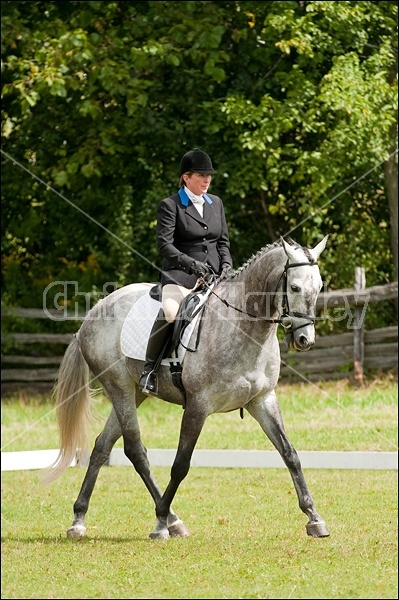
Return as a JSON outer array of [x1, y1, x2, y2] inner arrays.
[[162, 283, 197, 323]]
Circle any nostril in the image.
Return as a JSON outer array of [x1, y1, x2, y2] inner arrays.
[[299, 335, 308, 347]]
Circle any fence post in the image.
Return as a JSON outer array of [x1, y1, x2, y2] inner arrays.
[[353, 267, 366, 386]]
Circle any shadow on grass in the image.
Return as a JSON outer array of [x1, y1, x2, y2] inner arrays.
[[1, 533, 161, 544]]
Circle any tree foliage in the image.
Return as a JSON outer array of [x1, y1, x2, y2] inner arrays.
[[1, 1, 397, 330]]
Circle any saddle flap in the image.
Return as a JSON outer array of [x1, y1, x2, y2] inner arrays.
[[120, 284, 214, 363]]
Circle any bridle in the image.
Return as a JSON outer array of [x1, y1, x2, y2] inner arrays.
[[278, 259, 319, 332], [202, 258, 319, 334]]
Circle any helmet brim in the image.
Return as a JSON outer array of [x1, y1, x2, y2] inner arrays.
[[180, 168, 217, 176]]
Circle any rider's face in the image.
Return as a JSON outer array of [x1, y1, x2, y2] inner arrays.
[[183, 172, 212, 196]]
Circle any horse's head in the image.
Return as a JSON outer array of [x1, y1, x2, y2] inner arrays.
[[279, 236, 328, 351]]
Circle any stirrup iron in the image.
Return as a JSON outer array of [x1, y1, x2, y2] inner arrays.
[[139, 368, 158, 395]]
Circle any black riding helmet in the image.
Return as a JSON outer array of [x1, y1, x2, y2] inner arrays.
[[179, 148, 217, 176]]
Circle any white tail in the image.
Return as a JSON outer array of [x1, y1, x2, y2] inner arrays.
[[42, 335, 92, 484]]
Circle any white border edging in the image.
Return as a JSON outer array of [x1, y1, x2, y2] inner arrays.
[[1, 449, 76, 471], [1, 448, 397, 472]]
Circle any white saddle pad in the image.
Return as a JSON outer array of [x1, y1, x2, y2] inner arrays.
[[120, 288, 212, 365]]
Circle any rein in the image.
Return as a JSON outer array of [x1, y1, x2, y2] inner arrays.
[[202, 259, 319, 333]]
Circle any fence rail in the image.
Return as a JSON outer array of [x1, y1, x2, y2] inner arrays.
[[1, 279, 397, 394], [280, 326, 397, 382], [315, 281, 397, 307]]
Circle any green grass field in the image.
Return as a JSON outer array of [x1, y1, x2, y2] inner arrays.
[[1, 376, 397, 453], [1, 377, 398, 599], [1, 468, 397, 599]]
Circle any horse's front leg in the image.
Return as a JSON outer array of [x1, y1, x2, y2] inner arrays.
[[150, 402, 207, 540], [246, 390, 330, 538]]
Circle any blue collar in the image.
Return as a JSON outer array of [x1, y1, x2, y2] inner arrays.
[[178, 187, 213, 207]]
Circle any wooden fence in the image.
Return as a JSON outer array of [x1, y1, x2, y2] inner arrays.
[[1, 278, 397, 395], [280, 325, 397, 382]]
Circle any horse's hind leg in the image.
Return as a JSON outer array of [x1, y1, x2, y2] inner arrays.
[[246, 390, 330, 538], [67, 407, 122, 539]]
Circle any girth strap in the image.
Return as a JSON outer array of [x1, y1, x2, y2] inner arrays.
[[169, 358, 187, 409]]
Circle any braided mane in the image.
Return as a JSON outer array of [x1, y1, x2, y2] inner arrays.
[[231, 237, 305, 281]]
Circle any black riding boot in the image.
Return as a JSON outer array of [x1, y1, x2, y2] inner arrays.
[[139, 308, 173, 394]]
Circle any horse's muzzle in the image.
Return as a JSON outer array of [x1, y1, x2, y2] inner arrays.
[[284, 331, 315, 351]]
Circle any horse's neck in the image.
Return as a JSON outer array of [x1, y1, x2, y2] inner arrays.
[[241, 247, 286, 308], [231, 247, 284, 316]]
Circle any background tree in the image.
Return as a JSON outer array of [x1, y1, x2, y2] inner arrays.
[[2, 0, 397, 332]]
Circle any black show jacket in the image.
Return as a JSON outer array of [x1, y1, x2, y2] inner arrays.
[[156, 191, 232, 288]]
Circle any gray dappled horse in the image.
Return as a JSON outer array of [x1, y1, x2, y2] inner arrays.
[[45, 236, 330, 540]]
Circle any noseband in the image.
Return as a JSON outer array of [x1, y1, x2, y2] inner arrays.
[[203, 258, 319, 333]]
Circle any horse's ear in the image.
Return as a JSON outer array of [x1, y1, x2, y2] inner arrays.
[[280, 236, 298, 262], [310, 235, 328, 260]]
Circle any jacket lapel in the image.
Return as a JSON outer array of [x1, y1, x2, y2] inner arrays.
[[202, 199, 213, 221], [178, 188, 214, 225], [185, 203, 207, 224]]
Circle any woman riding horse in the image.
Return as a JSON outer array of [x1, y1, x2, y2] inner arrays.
[[139, 148, 233, 394]]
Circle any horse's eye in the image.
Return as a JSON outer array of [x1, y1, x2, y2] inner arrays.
[[291, 284, 301, 293]]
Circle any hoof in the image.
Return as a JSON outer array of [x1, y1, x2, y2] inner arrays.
[[150, 516, 170, 539], [306, 521, 330, 538], [67, 524, 86, 540], [149, 529, 170, 540], [168, 519, 190, 538]]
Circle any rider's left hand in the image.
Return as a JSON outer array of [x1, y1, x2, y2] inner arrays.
[[219, 263, 232, 280]]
